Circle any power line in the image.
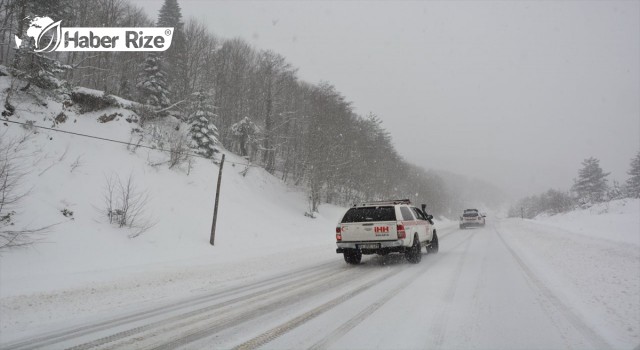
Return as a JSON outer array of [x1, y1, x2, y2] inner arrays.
[[1, 118, 259, 168]]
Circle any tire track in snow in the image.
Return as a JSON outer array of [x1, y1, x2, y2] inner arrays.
[[494, 226, 611, 349], [3, 261, 339, 350], [307, 229, 475, 350], [234, 228, 476, 350], [230, 268, 401, 350], [433, 225, 460, 240], [464, 232, 490, 346], [72, 264, 365, 350], [429, 229, 475, 348], [147, 266, 395, 350]]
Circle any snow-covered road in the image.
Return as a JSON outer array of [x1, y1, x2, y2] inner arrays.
[[2, 220, 638, 349]]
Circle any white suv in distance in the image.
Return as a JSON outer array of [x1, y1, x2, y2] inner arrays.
[[335, 199, 439, 264], [459, 209, 486, 229]]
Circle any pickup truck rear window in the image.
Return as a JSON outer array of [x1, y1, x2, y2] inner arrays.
[[463, 212, 479, 217], [341, 207, 396, 223]]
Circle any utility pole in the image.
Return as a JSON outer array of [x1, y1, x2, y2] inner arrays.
[[210, 154, 225, 245]]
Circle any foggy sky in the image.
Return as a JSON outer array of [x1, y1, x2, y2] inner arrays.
[[134, 0, 640, 197]]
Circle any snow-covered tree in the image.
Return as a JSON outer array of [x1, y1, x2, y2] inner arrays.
[[188, 91, 219, 158], [543, 189, 575, 215], [136, 54, 170, 108], [608, 180, 624, 201], [11, 13, 71, 91], [12, 48, 70, 91], [571, 157, 610, 205], [625, 151, 640, 198], [230, 117, 260, 158]]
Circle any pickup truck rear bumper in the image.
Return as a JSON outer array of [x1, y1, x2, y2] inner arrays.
[[336, 240, 406, 255]]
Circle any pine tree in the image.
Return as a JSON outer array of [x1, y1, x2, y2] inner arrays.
[[11, 2, 72, 91], [188, 91, 219, 158], [136, 54, 170, 108], [157, 0, 187, 101], [625, 151, 640, 198], [13, 47, 70, 90], [571, 157, 610, 205], [158, 0, 183, 28]]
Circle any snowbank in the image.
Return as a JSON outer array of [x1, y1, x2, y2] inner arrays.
[[533, 198, 640, 246]]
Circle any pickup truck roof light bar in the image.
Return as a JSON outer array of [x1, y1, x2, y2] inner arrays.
[[353, 199, 412, 207]]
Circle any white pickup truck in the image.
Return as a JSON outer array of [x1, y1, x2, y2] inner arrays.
[[335, 199, 439, 264]]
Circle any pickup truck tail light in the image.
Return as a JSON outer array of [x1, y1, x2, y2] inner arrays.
[[396, 223, 406, 239], [336, 226, 342, 241]]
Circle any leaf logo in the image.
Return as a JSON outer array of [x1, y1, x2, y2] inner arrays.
[[34, 20, 62, 53], [16, 16, 174, 52]]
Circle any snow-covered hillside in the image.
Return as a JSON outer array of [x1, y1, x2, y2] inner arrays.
[[0, 76, 349, 297]]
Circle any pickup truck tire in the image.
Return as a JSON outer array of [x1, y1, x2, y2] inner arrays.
[[427, 231, 439, 254], [343, 250, 362, 264], [405, 235, 422, 264]]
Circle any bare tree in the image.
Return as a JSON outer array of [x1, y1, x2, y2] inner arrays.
[[117, 173, 149, 229], [0, 133, 27, 220], [256, 50, 297, 173], [103, 173, 117, 224], [167, 127, 191, 169], [144, 119, 191, 169], [104, 173, 152, 237], [182, 18, 219, 96], [69, 154, 84, 172], [213, 38, 257, 142], [0, 131, 52, 249]]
